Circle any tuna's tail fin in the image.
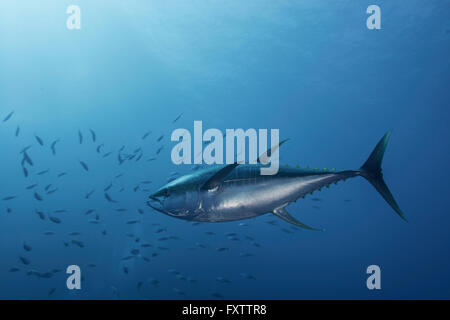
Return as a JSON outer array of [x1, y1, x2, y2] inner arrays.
[[359, 131, 407, 221]]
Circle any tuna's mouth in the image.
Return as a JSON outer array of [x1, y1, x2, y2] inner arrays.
[[147, 196, 166, 214]]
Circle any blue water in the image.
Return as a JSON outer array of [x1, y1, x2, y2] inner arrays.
[[0, 0, 449, 299]]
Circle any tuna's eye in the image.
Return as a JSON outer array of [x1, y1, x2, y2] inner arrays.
[[164, 189, 170, 197]]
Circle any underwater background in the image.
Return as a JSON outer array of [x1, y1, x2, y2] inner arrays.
[[0, 0, 449, 299]]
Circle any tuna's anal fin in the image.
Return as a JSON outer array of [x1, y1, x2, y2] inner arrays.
[[201, 163, 239, 191], [273, 204, 323, 231]]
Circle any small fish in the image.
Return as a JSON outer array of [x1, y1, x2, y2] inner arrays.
[[48, 288, 56, 296], [85, 209, 95, 215], [116, 208, 127, 212], [156, 135, 164, 142], [43, 231, 55, 235], [173, 288, 186, 296], [35, 210, 45, 220], [103, 152, 112, 158], [142, 131, 151, 140], [2, 196, 17, 201], [239, 252, 253, 258], [20, 145, 32, 154], [118, 154, 125, 165], [126, 220, 139, 224], [45, 184, 52, 191], [23, 243, 32, 252], [23, 167, 29, 178], [50, 140, 59, 155], [111, 286, 120, 298], [22, 152, 33, 166], [71, 240, 85, 248], [104, 183, 113, 191], [69, 232, 81, 236], [49, 216, 61, 224], [37, 169, 49, 175], [35, 135, 44, 146], [9, 267, 20, 272], [96, 144, 104, 153], [3, 111, 14, 122], [85, 189, 95, 199], [123, 266, 129, 274], [78, 130, 83, 144], [217, 247, 229, 252], [240, 273, 256, 280], [19, 256, 30, 265], [57, 172, 67, 178], [155, 227, 167, 233], [34, 192, 43, 201], [89, 129, 96, 142], [172, 113, 183, 123], [121, 256, 135, 261], [15, 126, 20, 137], [216, 277, 231, 283], [79, 161, 89, 172], [156, 146, 164, 155], [46, 188, 58, 195]]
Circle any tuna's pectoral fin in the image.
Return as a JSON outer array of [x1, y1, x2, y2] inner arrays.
[[273, 205, 323, 231], [201, 163, 239, 191]]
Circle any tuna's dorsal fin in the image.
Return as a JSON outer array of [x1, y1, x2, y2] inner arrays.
[[201, 163, 239, 191], [258, 139, 289, 164], [273, 204, 323, 231]]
